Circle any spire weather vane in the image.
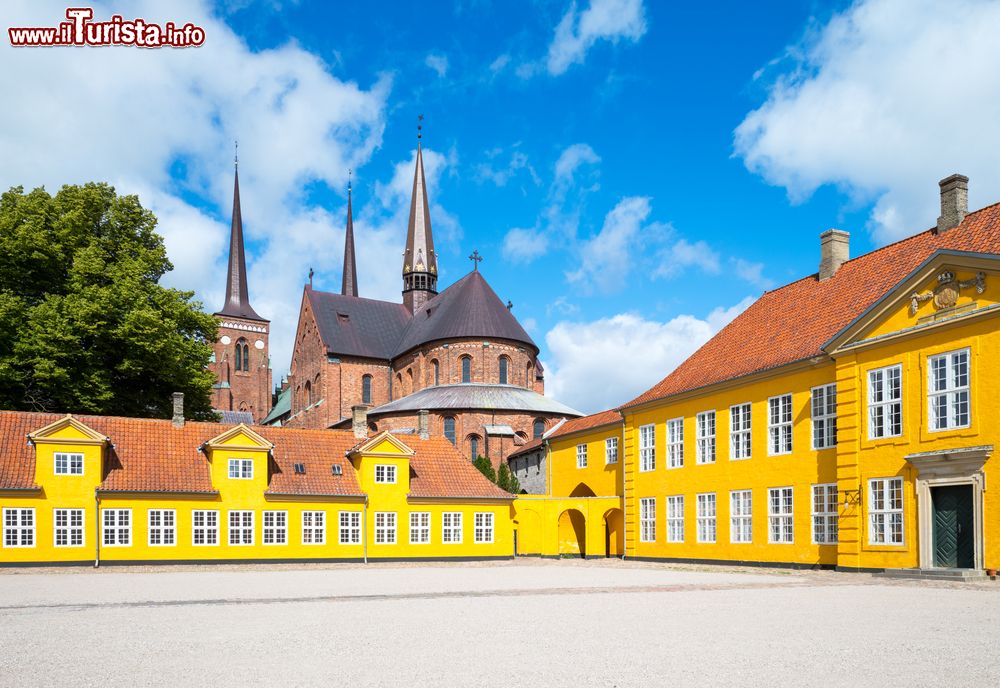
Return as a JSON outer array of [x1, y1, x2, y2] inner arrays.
[[348, 168, 352, 193], [469, 250, 483, 271], [234, 140, 238, 168], [308, 267, 314, 288], [417, 114, 423, 140]]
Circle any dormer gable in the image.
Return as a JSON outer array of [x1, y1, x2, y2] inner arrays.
[[349, 430, 413, 493], [204, 423, 273, 493], [204, 423, 274, 452], [29, 414, 108, 446], [28, 415, 108, 493]]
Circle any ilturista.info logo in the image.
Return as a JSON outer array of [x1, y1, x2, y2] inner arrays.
[[8, 7, 206, 48]]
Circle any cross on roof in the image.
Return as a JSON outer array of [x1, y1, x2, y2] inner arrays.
[[469, 250, 483, 270], [308, 267, 314, 287]]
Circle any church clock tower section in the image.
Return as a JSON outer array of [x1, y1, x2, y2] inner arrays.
[[402, 127, 438, 313], [211, 161, 272, 422]]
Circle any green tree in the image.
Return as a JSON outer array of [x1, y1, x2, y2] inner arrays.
[[472, 455, 496, 484], [496, 463, 521, 494], [0, 183, 218, 419]]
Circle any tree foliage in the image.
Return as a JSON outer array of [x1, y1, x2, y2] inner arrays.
[[472, 455, 496, 483], [0, 183, 218, 419], [496, 463, 521, 494]]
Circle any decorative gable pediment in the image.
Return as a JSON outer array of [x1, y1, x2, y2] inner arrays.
[[205, 423, 273, 452], [351, 431, 415, 458], [28, 415, 108, 446]]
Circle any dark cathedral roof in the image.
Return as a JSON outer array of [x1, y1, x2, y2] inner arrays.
[[216, 166, 266, 322], [306, 290, 411, 360]]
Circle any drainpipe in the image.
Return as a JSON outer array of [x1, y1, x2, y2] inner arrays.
[[94, 489, 101, 568], [362, 495, 368, 564]]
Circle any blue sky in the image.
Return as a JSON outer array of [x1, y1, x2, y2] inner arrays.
[[4, 0, 1000, 413]]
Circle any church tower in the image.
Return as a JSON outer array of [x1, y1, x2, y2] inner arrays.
[[402, 124, 438, 313], [210, 159, 272, 422], [342, 178, 359, 297]]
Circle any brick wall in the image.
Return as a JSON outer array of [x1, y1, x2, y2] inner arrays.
[[210, 316, 271, 422]]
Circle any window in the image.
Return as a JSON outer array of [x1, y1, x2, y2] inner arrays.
[[102, 509, 131, 547], [410, 512, 431, 544], [868, 364, 902, 439], [3, 508, 35, 548], [605, 437, 618, 464], [469, 435, 481, 460], [263, 511, 287, 545], [374, 464, 397, 484], [576, 443, 588, 469], [228, 458, 253, 480], [768, 395, 793, 455], [192, 510, 219, 546], [431, 360, 440, 386], [812, 384, 837, 449], [666, 495, 684, 543], [304, 380, 313, 406], [729, 490, 752, 544], [54, 508, 85, 547], [639, 498, 656, 542], [696, 493, 717, 543], [228, 510, 254, 545], [869, 477, 903, 545], [533, 419, 545, 439], [442, 512, 463, 543], [696, 411, 716, 464], [339, 511, 361, 544], [474, 512, 494, 543], [499, 356, 509, 384], [667, 418, 684, 468], [444, 417, 456, 445], [812, 484, 838, 544], [148, 509, 175, 546], [461, 356, 472, 383], [302, 511, 325, 545], [768, 488, 794, 543], [235, 341, 242, 371], [729, 403, 751, 460], [928, 349, 970, 431], [362, 375, 372, 404], [639, 424, 656, 472], [54, 452, 84, 476], [374, 512, 396, 544]]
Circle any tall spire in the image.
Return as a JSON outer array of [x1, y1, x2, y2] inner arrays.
[[402, 115, 438, 312], [341, 173, 358, 297], [216, 155, 265, 321]]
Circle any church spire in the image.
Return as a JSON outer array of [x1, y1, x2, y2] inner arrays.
[[402, 115, 438, 313], [216, 154, 265, 321], [341, 174, 358, 297]]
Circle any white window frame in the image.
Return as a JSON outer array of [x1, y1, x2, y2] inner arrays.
[[811, 384, 837, 450], [228, 510, 254, 546], [696, 411, 716, 464], [696, 493, 717, 543], [192, 510, 219, 546], [339, 511, 361, 544], [54, 452, 84, 476], [639, 498, 656, 543], [605, 437, 618, 464], [869, 477, 904, 546], [54, 508, 85, 548], [868, 364, 903, 439], [666, 495, 684, 543], [442, 512, 463, 544], [3, 508, 35, 548], [576, 444, 588, 469], [768, 487, 794, 544], [666, 417, 684, 469], [729, 403, 751, 460], [262, 510, 288, 545], [374, 512, 396, 544], [228, 458, 253, 480], [767, 394, 793, 456], [147, 509, 176, 547], [730, 490, 752, 544], [409, 512, 431, 544], [374, 464, 397, 484], [928, 348, 971, 432], [639, 424, 656, 472], [302, 511, 325, 545], [102, 508, 131, 547], [811, 484, 839, 545], [474, 512, 494, 544]]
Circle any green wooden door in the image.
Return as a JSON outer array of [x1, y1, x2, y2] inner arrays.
[[932, 485, 974, 568]]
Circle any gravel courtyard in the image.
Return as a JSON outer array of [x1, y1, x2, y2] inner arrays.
[[1, 560, 998, 687]]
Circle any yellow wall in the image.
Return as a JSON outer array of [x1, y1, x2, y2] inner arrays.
[[512, 496, 621, 558], [548, 424, 623, 498]]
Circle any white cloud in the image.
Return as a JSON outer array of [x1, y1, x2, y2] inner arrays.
[[566, 196, 652, 293], [546, 0, 648, 76], [734, 0, 1000, 243], [545, 298, 754, 413], [729, 257, 773, 290], [425, 53, 449, 78], [475, 150, 540, 187], [502, 227, 550, 264], [554, 143, 602, 183], [489, 53, 511, 75], [654, 238, 721, 278]]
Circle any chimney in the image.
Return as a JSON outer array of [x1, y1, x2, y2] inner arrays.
[[171, 392, 184, 428], [351, 405, 368, 440], [418, 409, 429, 440], [818, 229, 849, 281], [937, 174, 969, 233]]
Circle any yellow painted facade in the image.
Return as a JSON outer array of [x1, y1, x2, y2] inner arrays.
[[548, 423, 623, 498]]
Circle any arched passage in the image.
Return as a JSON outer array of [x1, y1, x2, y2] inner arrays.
[[604, 508, 624, 557], [569, 482, 596, 498], [557, 509, 586, 557]]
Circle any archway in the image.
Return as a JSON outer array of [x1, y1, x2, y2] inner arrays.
[[569, 482, 596, 498], [557, 509, 586, 557], [604, 508, 624, 557]]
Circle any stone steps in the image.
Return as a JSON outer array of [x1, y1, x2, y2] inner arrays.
[[877, 567, 989, 581]]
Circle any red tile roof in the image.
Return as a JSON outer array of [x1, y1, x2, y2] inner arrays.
[[623, 203, 1000, 409], [547, 410, 621, 440], [507, 436, 544, 460], [406, 435, 515, 499]]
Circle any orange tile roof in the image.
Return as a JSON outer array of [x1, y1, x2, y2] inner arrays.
[[547, 409, 621, 440], [623, 203, 1000, 409], [507, 436, 544, 460], [406, 435, 515, 499]]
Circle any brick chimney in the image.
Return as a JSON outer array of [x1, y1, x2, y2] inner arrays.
[[171, 392, 184, 428], [418, 409, 429, 440], [937, 174, 969, 233], [819, 229, 849, 281], [351, 405, 368, 440]]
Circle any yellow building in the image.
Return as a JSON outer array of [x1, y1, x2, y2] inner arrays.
[[0, 407, 514, 565]]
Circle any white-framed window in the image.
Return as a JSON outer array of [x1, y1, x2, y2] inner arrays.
[[928, 349, 970, 431], [768, 395, 793, 455], [263, 511, 287, 545], [812, 484, 838, 544], [148, 509, 175, 546], [228, 458, 253, 480], [192, 510, 219, 546], [811, 384, 837, 449], [54, 452, 84, 476], [730, 490, 752, 544], [868, 364, 902, 439], [3, 508, 35, 548], [696, 493, 717, 543], [54, 508, 84, 547], [302, 511, 325, 545], [605, 437, 618, 464], [576, 444, 588, 469], [410, 512, 431, 544], [696, 411, 716, 464], [667, 418, 684, 469], [474, 512, 494, 543], [228, 510, 254, 545], [442, 512, 463, 543], [729, 403, 751, 460], [339, 511, 361, 544], [869, 477, 904, 545], [666, 495, 684, 543], [639, 424, 656, 472], [102, 509, 131, 547], [374, 512, 396, 544], [639, 498, 656, 542], [374, 464, 397, 484], [768, 487, 793, 544]]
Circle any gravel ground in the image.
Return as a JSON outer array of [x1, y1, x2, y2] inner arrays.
[[1, 560, 998, 687]]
